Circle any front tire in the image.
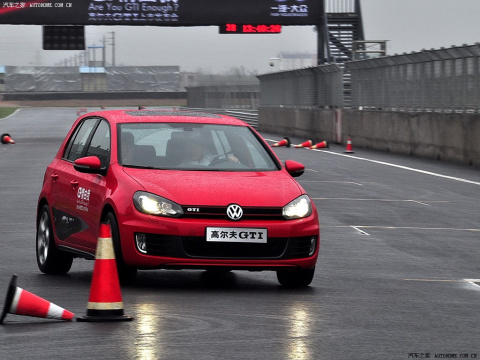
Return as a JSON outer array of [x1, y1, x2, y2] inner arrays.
[[276, 267, 315, 287], [104, 212, 137, 285], [36, 204, 73, 274]]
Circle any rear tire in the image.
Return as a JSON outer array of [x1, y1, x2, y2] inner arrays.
[[276, 267, 315, 287], [104, 212, 137, 285], [36, 205, 73, 274]]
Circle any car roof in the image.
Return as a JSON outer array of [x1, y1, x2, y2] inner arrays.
[[83, 109, 249, 127]]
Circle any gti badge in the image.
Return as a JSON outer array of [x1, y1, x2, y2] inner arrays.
[[226, 204, 243, 221]]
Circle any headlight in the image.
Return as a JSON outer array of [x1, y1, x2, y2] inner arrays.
[[133, 191, 184, 217], [282, 195, 312, 220]]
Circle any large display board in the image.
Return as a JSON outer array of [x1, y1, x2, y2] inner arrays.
[[0, 0, 322, 26]]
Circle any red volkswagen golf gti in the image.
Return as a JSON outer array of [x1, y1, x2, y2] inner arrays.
[[36, 110, 320, 286]]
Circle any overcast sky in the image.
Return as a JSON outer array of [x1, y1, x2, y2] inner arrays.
[[1, 0, 480, 74]]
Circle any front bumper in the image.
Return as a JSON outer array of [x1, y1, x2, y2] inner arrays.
[[117, 213, 319, 270]]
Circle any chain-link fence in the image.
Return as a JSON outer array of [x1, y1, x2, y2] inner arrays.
[[257, 64, 343, 108], [256, 44, 480, 113], [346, 44, 480, 113]]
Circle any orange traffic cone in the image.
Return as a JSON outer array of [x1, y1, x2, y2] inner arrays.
[[77, 223, 133, 322], [294, 140, 313, 148], [272, 137, 291, 148], [1, 133, 15, 144], [309, 141, 329, 149], [1, 274, 74, 324], [344, 138, 354, 153]]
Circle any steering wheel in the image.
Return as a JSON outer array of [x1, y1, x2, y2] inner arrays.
[[209, 151, 234, 166]]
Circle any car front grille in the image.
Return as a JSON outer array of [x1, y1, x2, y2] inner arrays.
[[181, 206, 284, 220], [138, 233, 314, 260]]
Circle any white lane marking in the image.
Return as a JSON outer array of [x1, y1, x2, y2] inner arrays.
[[323, 225, 480, 232], [404, 279, 466, 282], [464, 279, 480, 289], [300, 180, 364, 186], [404, 279, 480, 289], [351, 226, 370, 235], [314, 149, 480, 186], [266, 137, 480, 186], [311, 198, 449, 207], [409, 200, 431, 206]]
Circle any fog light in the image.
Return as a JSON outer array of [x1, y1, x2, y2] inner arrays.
[[309, 236, 317, 256], [135, 233, 147, 254]]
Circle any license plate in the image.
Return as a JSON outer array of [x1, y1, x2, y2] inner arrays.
[[206, 227, 267, 243]]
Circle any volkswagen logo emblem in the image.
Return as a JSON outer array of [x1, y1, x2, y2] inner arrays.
[[226, 204, 243, 221]]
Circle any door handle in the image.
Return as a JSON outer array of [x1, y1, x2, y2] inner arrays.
[[51, 174, 59, 180], [70, 180, 79, 187]]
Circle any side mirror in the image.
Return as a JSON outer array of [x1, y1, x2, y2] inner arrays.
[[284, 160, 305, 178], [74, 156, 107, 176]]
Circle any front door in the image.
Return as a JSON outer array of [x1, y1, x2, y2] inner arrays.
[[68, 119, 111, 251]]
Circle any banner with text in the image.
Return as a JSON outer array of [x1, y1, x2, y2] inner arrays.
[[0, 0, 322, 26]]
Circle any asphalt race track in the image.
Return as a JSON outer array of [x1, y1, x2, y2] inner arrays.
[[1, 107, 480, 360]]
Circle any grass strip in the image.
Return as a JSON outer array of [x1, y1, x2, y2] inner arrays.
[[0, 107, 17, 119]]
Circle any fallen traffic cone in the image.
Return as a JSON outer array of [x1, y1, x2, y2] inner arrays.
[[272, 137, 291, 147], [344, 138, 354, 153], [294, 139, 313, 148], [309, 141, 329, 149], [1, 133, 15, 144], [0, 274, 74, 324], [77, 223, 133, 322]]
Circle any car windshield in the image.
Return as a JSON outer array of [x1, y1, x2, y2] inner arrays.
[[118, 123, 279, 171]]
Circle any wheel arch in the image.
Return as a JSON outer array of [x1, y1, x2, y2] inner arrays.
[[101, 203, 116, 223], [100, 203, 138, 284], [36, 197, 49, 224]]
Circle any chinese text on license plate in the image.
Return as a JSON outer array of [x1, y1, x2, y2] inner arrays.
[[206, 227, 267, 243]]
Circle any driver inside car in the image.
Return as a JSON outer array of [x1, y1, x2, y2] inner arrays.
[[181, 139, 239, 166]]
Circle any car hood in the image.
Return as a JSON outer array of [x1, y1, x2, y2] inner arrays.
[[122, 168, 305, 207]]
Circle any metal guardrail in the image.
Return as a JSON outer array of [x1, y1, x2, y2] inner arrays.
[[225, 109, 258, 128], [178, 107, 258, 129]]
